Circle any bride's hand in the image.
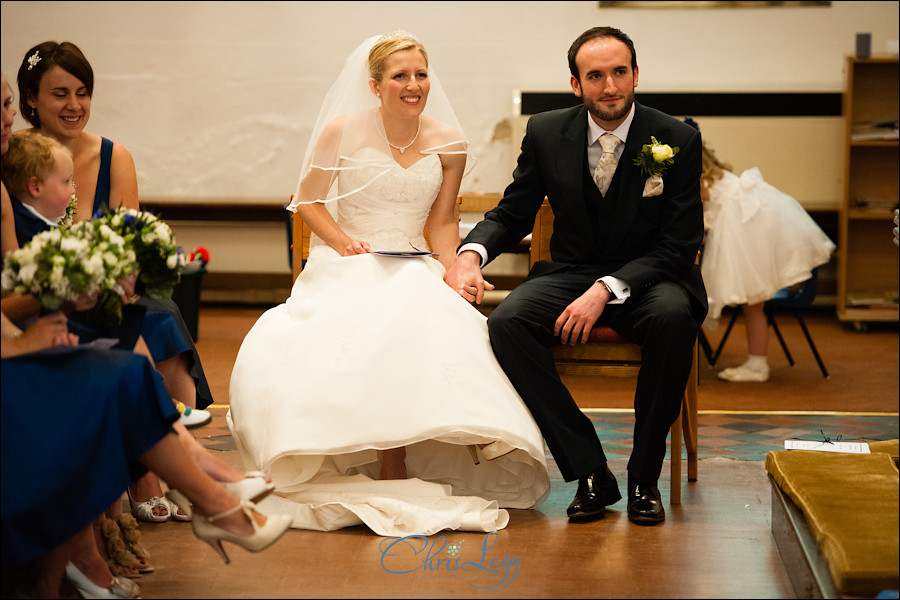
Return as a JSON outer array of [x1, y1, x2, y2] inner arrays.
[[341, 240, 371, 256]]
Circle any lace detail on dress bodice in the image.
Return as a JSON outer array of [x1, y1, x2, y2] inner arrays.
[[334, 149, 443, 250]]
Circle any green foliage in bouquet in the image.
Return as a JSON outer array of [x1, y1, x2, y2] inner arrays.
[[95, 207, 187, 301]]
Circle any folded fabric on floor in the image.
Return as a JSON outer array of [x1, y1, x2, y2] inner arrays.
[[765, 440, 899, 596]]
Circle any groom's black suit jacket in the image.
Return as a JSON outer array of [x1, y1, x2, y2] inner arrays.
[[465, 101, 707, 321]]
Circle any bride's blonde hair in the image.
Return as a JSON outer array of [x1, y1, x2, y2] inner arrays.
[[368, 31, 428, 82]]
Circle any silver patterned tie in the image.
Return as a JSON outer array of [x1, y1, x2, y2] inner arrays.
[[593, 134, 622, 196]]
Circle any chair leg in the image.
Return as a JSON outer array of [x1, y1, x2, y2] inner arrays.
[[683, 359, 699, 482], [793, 309, 829, 378], [708, 310, 739, 367], [767, 309, 795, 367], [698, 328, 715, 366], [670, 411, 682, 506]]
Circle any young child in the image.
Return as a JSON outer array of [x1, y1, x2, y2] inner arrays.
[[696, 125, 835, 383], [2, 131, 75, 244]]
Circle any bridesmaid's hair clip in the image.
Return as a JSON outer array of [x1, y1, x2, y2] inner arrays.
[[27, 50, 42, 71]]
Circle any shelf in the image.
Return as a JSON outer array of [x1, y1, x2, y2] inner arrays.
[[849, 139, 899, 147], [837, 307, 899, 323], [847, 208, 899, 219], [838, 55, 899, 322]]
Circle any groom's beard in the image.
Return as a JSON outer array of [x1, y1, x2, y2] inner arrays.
[[583, 86, 635, 123]]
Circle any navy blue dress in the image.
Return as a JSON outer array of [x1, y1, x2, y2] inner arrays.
[[92, 138, 212, 408], [1, 348, 178, 568]]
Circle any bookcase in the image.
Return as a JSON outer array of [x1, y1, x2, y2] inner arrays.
[[836, 54, 899, 330]]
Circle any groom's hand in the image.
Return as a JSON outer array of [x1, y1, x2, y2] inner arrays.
[[444, 250, 494, 304], [554, 282, 609, 345]]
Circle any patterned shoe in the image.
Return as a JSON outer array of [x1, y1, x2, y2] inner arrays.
[[177, 401, 212, 429]]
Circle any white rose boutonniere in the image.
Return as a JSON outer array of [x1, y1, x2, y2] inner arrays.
[[632, 136, 679, 197]]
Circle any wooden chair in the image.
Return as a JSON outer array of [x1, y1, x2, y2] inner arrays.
[[530, 199, 698, 504]]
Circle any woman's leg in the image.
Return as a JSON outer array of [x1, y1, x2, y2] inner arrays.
[[140, 432, 266, 535], [718, 302, 769, 382], [156, 353, 198, 409], [69, 525, 119, 590], [24, 526, 95, 599], [381, 447, 407, 480], [173, 420, 244, 483], [743, 302, 768, 359]]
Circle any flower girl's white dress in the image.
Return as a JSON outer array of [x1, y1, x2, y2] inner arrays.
[[227, 150, 550, 536], [701, 167, 835, 327]]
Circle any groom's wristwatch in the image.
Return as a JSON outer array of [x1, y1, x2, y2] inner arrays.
[[599, 280, 616, 300]]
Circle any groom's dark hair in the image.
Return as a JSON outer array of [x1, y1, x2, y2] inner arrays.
[[567, 26, 637, 80]]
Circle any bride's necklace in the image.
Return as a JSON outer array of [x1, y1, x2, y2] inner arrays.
[[375, 110, 421, 154]]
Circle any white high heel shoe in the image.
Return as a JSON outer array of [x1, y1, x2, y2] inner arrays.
[[221, 471, 275, 503], [166, 490, 291, 564], [64, 562, 141, 599], [162, 473, 273, 519]]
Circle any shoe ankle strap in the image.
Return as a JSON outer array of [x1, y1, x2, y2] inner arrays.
[[207, 499, 251, 523]]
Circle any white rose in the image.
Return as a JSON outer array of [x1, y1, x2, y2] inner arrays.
[[166, 253, 179, 269], [61, 236, 84, 252], [651, 144, 674, 162], [84, 253, 104, 276], [104, 251, 119, 267], [18, 263, 38, 286], [18, 245, 38, 264], [155, 223, 171, 244]]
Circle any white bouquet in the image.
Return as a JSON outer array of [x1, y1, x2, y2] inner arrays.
[[1, 227, 108, 310]]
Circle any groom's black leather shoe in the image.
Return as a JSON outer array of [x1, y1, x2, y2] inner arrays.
[[627, 480, 665, 524], [566, 465, 622, 519]]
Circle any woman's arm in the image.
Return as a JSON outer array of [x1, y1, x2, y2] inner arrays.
[[427, 151, 465, 271], [1, 181, 18, 258], [109, 142, 140, 210], [295, 199, 369, 256]]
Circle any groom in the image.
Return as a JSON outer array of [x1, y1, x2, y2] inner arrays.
[[445, 26, 706, 524]]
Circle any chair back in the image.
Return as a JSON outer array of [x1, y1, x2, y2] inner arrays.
[[768, 268, 819, 309]]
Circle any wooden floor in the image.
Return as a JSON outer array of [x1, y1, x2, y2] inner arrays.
[[105, 304, 899, 599]]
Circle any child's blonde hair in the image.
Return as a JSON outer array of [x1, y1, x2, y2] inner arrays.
[[700, 141, 732, 188], [1, 131, 71, 199]]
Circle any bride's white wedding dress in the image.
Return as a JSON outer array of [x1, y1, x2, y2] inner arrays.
[[227, 149, 550, 536]]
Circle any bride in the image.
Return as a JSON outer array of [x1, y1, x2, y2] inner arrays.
[[227, 31, 549, 537]]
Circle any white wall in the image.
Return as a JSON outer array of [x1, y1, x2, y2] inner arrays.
[[2, 1, 897, 278], [2, 1, 898, 199]]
